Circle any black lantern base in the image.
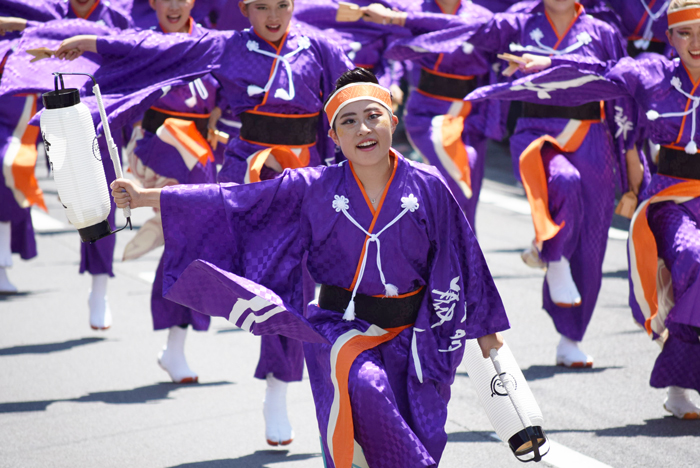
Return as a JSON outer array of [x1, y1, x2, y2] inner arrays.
[[78, 220, 113, 244], [509, 425, 548, 462]]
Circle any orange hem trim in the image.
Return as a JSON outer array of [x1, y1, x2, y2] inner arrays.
[[547, 2, 583, 48], [149, 106, 211, 119], [239, 136, 316, 148], [252, 24, 291, 112], [421, 67, 475, 81], [415, 89, 464, 102], [73, 0, 101, 20], [347, 153, 399, 291], [674, 64, 700, 146], [330, 325, 411, 466], [631, 0, 656, 38], [244, 110, 320, 119]]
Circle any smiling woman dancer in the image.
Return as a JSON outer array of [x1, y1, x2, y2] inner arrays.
[[472, 0, 700, 420], [55, 0, 352, 446], [110, 68, 510, 468]]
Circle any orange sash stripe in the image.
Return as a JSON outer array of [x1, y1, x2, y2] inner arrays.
[[10, 95, 46, 211], [162, 118, 214, 167], [519, 121, 593, 243], [441, 102, 473, 198], [247, 146, 310, 183], [331, 325, 411, 467], [630, 180, 700, 335]]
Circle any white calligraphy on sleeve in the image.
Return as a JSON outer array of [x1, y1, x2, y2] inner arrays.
[[431, 276, 461, 329]]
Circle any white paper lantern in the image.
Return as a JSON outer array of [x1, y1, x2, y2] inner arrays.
[[462, 340, 549, 462], [40, 86, 112, 243]]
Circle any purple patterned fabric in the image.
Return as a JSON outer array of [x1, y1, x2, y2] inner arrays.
[[381, 1, 498, 228], [460, 6, 625, 341], [0, 0, 133, 28], [292, 0, 413, 89], [490, 51, 700, 389], [159, 153, 509, 465]]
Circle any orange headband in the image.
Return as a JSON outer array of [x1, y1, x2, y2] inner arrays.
[[324, 82, 392, 127], [668, 6, 700, 29]]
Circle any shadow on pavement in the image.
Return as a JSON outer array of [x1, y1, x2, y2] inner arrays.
[[447, 431, 500, 443], [602, 269, 629, 279], [595, 417, 700, 438], [0, 337, 105, 356], [521, 365, 623, 382], [0, 381, 232, 414], [169, 450, 322, 467]]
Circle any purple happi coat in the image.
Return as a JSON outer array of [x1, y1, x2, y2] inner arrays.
[[159, 151, 509, 467], [452, 4, 626, 342], [293, 0, 413, 90], [382, 1, 500, 229], [2, 0, 135, 30], [86, 22, 352, 182], [125, 19, 220, 334], [466, 55, 700, 391], [606, 0, 671, 56]]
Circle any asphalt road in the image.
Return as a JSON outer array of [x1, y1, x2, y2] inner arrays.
[[1, 141, 698, 468]]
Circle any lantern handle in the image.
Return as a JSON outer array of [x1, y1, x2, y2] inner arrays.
[[52, 72, 133, 227]]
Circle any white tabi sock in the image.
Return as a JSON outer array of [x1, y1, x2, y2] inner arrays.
[[556, 335, 593, 368], [158, 326, 198, 384], [263, 373, 293, 446], [88, 273, 112, 330], [0, 222, 16, 293], [546, 257, 582, 307], [664, 386, 700, 420], [0, 221, 12, 268]]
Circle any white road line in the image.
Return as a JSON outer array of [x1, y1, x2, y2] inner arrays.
[[30, 208, 70, 233], [479, 187, 630, 240], [489, 433, 615, 468]]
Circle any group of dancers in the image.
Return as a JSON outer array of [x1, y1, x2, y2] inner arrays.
[[1, 0, 699, 466]]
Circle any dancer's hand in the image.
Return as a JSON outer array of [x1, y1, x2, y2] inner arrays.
[[0, 17, 27, 35], [477, 332, 504, 359], [520, 54, 552, 74], [111, 178, 162, 210], [360, 4, 406, 26], [55, 35, 97, 60]]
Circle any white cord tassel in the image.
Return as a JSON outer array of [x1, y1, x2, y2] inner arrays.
[[646, 77, 700, 154], [343, 300, 356, 321], [330, 194, 420, 321]]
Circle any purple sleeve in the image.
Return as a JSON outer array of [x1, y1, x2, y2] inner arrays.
[[412, 171, 510, 384], [161, 169, 313, 310], [386, 11, 520, 60], [0, 0, 64, 21]]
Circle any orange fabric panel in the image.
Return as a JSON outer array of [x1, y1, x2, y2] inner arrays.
[[162, 118, 213, 167], [518, 121, 592, 243], [331, 325, 411, 467], [440, 102, 473, 197], [12, 122, 46, 211], [631, 180, 700, 335], [247, 146, 311, 184]]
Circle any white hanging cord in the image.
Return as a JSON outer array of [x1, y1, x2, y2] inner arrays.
[[509, 29, 592, 56], [646, 77, 700, 154], [331, 194, 420, 320], [634, 0, 671, 50], [245, 36, 311, 101]]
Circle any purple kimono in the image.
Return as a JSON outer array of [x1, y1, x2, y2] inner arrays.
[[466, 55, 700, 392], [159, 151, 510, 467], [451, 5, 626, 343], [606, 0, 671, 56], [126, 20, 220, 333], [90, 23, 352, 182], [382, 1, 498, 229], [1, 0, 134, 30], [293, 0, 413, 90]]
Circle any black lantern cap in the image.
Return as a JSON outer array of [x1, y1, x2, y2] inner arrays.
[[42, 87, 81, 109]]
